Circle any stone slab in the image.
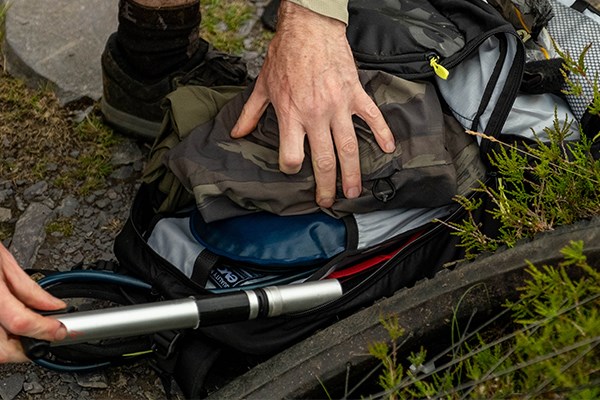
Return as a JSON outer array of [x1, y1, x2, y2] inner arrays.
[[9, 202, 53, 270], [2, 0, 118, 105]]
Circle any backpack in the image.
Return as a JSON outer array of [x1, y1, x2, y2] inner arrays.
[[111, 0, 527, 396], [28, 0, 529, 397]]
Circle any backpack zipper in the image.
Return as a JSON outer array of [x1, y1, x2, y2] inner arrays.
[[428, 26, 523, 83], [427, 53, 450, 80]]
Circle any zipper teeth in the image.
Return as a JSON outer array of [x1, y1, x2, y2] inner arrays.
[[354, 52, 434, 63], [491, 37, 524, 131], [442, 27, 519, 70], [479, 30, 524, 154], [445, 28, 523, 153], [357, 27, 518, 80]]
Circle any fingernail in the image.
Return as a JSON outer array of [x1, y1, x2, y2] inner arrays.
[[55, 324, 67, 341], [53, 297, 66, 306], [346, 187, 360, 199], [52, 299, 67, 310], [318, 197, 334, 208], [231, 124, 239, 137], [385, 141, 396, 153]]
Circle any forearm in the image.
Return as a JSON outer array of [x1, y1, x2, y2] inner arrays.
[[285, 0, 349, 24]]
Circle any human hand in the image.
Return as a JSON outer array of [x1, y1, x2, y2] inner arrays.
[[231, 0, 395, 208], [0, 243, 66, 362]]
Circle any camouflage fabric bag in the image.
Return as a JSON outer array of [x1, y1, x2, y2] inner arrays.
[[164, 70, 484, 222]]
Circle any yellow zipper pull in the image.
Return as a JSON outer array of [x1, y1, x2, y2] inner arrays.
[[429, 56, 449, 80]]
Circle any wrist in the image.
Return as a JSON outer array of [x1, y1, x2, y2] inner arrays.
[[279, 1, 346, 37]]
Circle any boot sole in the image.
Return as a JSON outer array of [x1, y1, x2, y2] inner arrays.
[[101, 97, 162, 141]]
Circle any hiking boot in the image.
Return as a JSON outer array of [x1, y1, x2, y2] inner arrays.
[[101, 33, 249, 140]]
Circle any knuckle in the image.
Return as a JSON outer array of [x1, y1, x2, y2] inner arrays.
[[364, 103, 381, 120], [313, 156, 336, 173], [5, 314, 33, 336], [303, 102, 324, 117], [280, 154, 303, 174], [339, 138, 358, 157]]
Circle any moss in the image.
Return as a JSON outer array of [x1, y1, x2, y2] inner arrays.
[[46, 218, 74, 237], [200, 0, 254, 54]]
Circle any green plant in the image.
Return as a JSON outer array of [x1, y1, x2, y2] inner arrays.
[[67, 112, 120, 195], [46, 217, 74, 237], [444, 120, 600, 259], [439, 40, 600, 260], [1, 68, 121, 194], [556, 42, 600, 117], [368, 315, 407, 399], [367, 241, 600, 399], [364, 41, 600, 400]]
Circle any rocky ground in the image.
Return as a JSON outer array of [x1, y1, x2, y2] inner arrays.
[[0, 2, 270, 399]]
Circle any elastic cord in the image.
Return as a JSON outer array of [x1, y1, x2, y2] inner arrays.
[[38, 270, 152, 290], [34, 358, 112, 373]]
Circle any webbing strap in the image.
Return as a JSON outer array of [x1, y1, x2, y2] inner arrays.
[[191, 249, 220, 286], [571, 0, 591, 12]]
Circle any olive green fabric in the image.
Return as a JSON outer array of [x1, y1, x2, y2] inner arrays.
[[142, 85, 244, 213], [164, 70, 486, 222]]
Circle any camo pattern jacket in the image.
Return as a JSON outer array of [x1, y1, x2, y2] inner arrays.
[[164, 70, 485, 222]]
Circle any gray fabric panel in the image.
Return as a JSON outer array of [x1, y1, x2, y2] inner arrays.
[[553, 0, 600, 23], [353, 205, 456, 250], [437, 34, 519, 134], [503, 93, 580, 140], [147, 216, 205, 278]]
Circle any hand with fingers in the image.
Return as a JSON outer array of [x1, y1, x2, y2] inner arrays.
[[0, 243, 66, 363], [231, 0, 396, 208]]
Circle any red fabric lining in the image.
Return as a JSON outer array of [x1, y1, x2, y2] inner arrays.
[[327, 231, 423, 279]]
